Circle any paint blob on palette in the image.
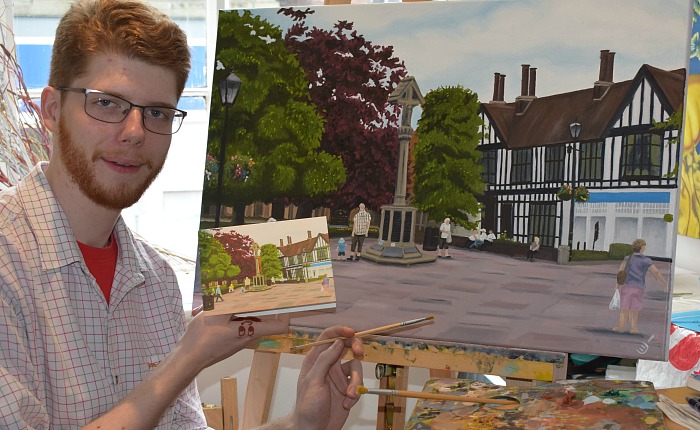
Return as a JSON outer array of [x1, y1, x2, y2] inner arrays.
[[406, 378, 665, 429]]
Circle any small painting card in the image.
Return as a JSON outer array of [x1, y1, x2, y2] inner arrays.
[[198, 217, 336, 317]]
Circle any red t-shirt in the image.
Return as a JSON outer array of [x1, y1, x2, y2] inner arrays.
[[77, 234, 118, 304]]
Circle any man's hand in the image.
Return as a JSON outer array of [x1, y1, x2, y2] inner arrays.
[[290, 326, 364, 430], [178, 313, 290, 370]]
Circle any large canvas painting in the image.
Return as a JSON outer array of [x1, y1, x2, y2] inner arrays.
[[200, 0, 692, 360]]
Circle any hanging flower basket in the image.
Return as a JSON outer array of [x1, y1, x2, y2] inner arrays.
[[574, 186, 590, 203], [204, 153, 255, 184], [556, 185, 573, 201]]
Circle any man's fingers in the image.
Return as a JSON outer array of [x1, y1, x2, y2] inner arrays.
[[342, 359, 364, 409], [305, 339, 346, 383]]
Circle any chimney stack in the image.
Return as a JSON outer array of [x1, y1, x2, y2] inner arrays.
[[280, 239, 284, 247], [307, 230, 312, 239], [492, 73, 500, 101], [498, 74, 505, 101], [515, 64, 536, 114], [490, 73, 506, 103], [594, 49, 615, 99], [606, 51, 615, 82], [520, 64, 530, 97], [598, 49, 609, 81], [528, 67, 537, 97], [287, 236, 292, 245]]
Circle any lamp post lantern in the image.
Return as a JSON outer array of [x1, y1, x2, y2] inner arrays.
[[214, 69, 242, 227], [567, 122, 581, 260]]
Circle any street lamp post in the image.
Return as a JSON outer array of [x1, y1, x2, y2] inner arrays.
[[214, 69, 242, 228], [567, 122, 581, 260]]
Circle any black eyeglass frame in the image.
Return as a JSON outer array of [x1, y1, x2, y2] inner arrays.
[[56, 87, 188, 135]]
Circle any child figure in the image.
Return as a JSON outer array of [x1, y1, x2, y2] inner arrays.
[[336, 237, 346, 261]]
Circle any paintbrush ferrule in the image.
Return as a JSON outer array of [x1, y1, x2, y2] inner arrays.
[[366, 388, 398, 396]]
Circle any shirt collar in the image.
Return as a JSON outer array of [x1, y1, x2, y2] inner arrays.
[[17, 162, 149, 274]]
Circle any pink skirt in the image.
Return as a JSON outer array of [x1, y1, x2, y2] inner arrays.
[[619, 284, 645, 311]]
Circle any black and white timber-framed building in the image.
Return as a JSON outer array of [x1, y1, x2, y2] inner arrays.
[[477, 50, 684, 258]]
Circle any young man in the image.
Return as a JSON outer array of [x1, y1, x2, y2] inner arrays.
[[0, 1, 363, 428]]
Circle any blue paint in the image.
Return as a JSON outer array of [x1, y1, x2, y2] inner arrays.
[[588, 192, 670, 204], [627, 395, 657, 409]]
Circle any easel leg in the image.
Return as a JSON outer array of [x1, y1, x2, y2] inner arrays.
[[221, 377, 239, 430], [241, 350, 281, 430], [375, 364, 409, 430]]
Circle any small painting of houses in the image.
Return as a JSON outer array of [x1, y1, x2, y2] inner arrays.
[[198, 217, 335, 316]]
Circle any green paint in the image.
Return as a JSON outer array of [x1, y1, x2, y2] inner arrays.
[[258, 339, 282, 349]]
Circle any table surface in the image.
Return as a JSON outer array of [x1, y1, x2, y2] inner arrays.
[[406, 379, 668, 429]]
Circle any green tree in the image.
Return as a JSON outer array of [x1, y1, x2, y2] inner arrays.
[[198, 230, 241, 285], [203, 10, 346, 224], [413, 86, 485, 228], [259, 243, 283, 280]]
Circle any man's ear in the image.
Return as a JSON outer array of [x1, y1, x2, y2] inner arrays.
[[40, 86, 61, 133]]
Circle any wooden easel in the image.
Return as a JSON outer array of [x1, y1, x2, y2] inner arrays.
[[236, 326, 567, 430]]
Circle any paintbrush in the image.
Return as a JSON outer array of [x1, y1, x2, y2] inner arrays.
[[356, 386, 519, 406], [289, 316, 434, 350]]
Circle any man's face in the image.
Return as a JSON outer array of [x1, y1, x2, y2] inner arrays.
[[50, 54, 178, 210]]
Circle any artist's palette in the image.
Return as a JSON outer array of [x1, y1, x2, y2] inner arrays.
[[406, 378, 664, 429]]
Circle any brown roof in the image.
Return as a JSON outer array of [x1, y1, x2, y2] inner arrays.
[[278, 233, 330, 257], [481, 64, 686, 149]]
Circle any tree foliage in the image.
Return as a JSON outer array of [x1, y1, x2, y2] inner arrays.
[[281, 9, 408, 212], [413, 85, 485, 228], [259, 243, 283, 279], [203, 10, 346, 218], [198, 230, 241, 284], [213, 230, 256, 280]]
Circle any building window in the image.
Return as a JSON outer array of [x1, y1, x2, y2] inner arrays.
[[481, 149, 497, 184], [528, 202, 557, 247], [580, 141, 604, 181], [621, 133, 662, 179], [511, 149, 532, 184], [544, 145, 565, 182], [316, 246, 329, 260]]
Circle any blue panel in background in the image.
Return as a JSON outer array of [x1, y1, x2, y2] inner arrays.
[[178, 97, 207, 111], [188, 46, 206, 89], [16, 45, 51, 89], [16, 44, 207, 94], [588, 192, 671, 203]]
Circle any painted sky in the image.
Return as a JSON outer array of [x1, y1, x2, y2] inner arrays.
[[215, 216, 329, 248], [227, 0, 691, 116]]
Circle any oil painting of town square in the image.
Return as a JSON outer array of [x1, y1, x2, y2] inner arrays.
[[199, 0, 693, 360], [198, 217, 335, 317]]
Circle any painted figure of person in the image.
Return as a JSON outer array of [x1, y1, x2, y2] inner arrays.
[[337, 237, 346, 261], [215, 285, 224, 302], [612, 239, 668, 334], [527, 236, 540, 261], [348, 203, 371, 261], [321, 276, 332, 297], [467, 229, 478, 249], [438, 217, 452, 258], [486, 229, 497, 242], [469, 228, 487, 250], [0, 1, 364, 427]]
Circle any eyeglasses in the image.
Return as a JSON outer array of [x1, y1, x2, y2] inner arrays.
[[56, 87, 187, 135]]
